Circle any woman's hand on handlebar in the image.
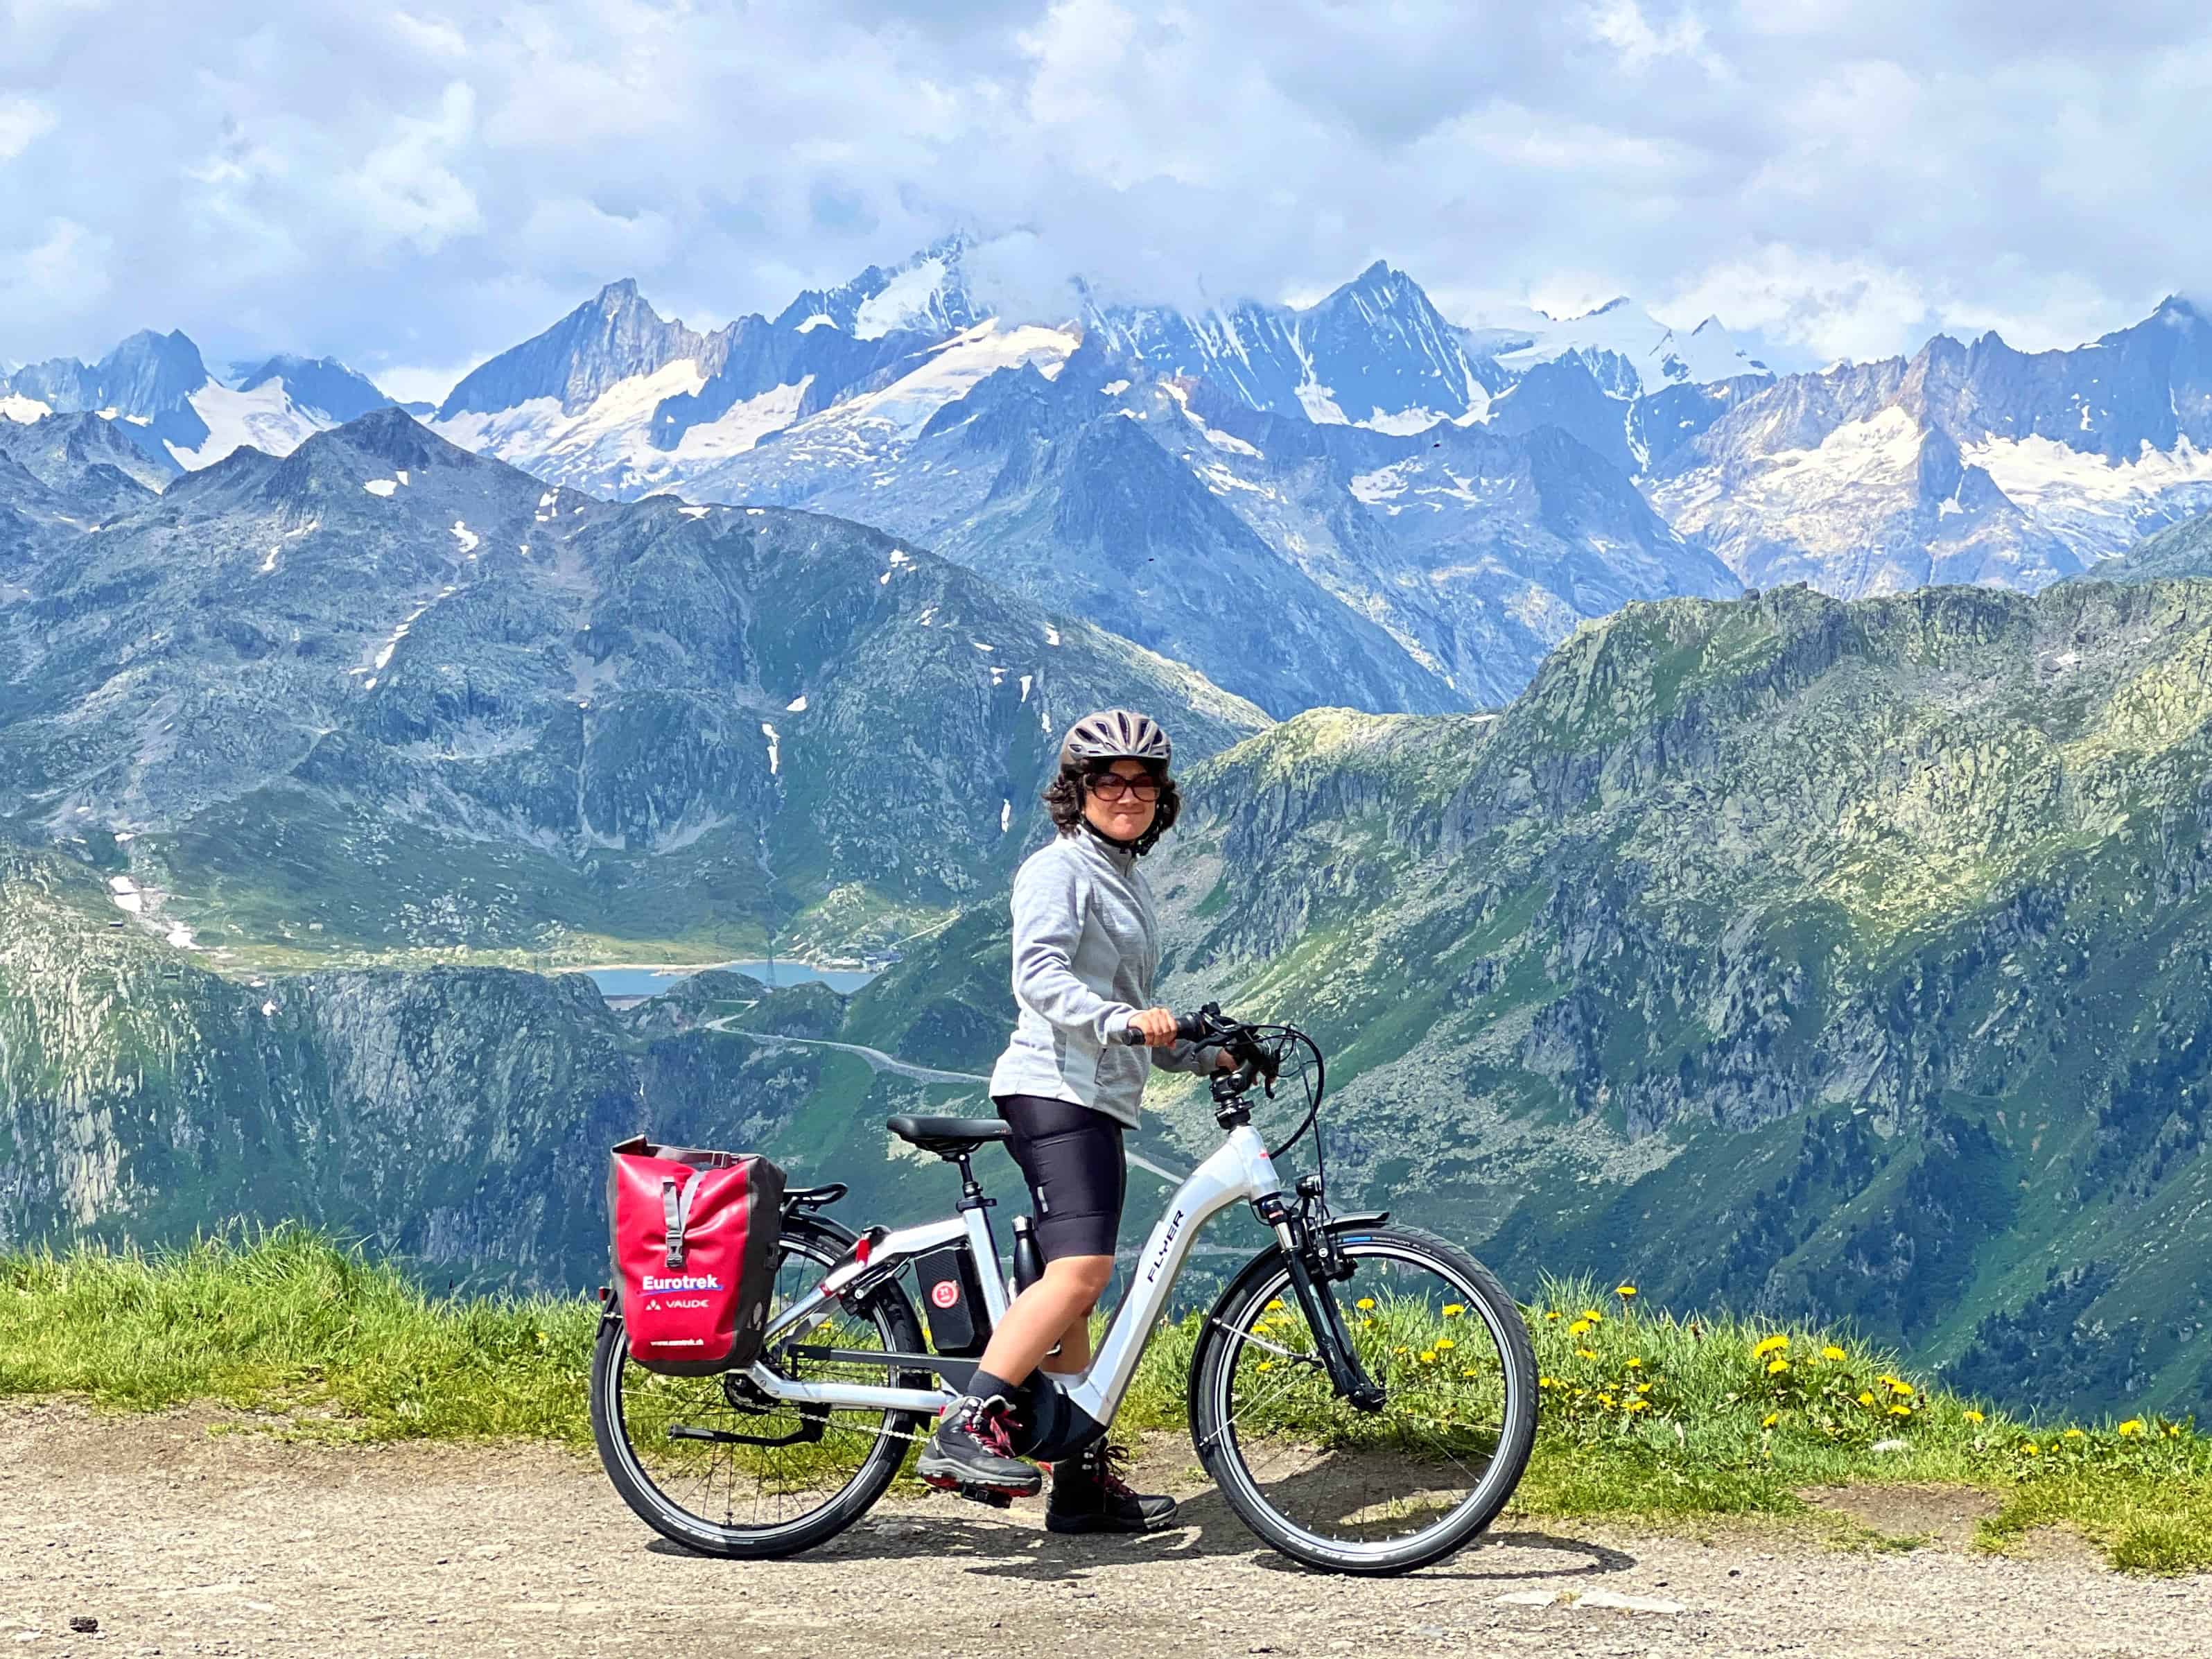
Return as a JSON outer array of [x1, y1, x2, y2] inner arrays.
[[1128, 1007, 1243, 1070], [1127, 1005, 1180, 1046]]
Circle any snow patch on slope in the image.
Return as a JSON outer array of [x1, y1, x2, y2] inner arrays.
[[853, 256, 948, 340], [167, 379, 332, 467], [1967, 434, 2212, 563], [432, 358, 708, 489], [666, 376, 813, 461]]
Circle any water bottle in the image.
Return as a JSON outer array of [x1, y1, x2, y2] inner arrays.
[[1011, 1214, 1043, 1296]]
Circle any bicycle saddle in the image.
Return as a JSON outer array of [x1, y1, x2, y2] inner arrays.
[[885, 1115, 1014, 1156]]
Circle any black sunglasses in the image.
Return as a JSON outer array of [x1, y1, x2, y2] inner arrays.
[[1086, 772, 1162, 802]]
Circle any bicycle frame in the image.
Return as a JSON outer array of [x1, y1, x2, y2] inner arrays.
[[745, 1122, 1287, 1429]]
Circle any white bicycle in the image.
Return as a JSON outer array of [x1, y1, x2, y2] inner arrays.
[[589, 1005, 1538, 1574]]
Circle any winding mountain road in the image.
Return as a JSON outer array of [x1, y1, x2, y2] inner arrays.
[[704, 1020, 1194, 1184]]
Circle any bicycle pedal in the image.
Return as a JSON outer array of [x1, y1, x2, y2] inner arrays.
[[921, 1473, 1020, 1508]]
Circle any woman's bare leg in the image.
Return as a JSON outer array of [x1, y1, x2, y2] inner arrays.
[[971, 1254, 1113, 1389]]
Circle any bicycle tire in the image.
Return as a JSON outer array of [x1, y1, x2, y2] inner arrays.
[[1187, 1224, 1538, 1575], [591, 1213, 926, 1558]]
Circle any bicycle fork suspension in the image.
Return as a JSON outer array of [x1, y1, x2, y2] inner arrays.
[[1264, 1208, 1386, 1412]]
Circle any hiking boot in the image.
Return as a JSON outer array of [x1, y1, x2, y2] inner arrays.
[[916, 1395, 1042, 1497], [1046, 1439, 1178, 1533]]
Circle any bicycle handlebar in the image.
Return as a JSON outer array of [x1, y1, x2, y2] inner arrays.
[[1112, 1010, 1212, 1046]]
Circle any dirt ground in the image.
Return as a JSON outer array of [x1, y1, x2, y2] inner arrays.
[[1, 1401, 2204, 1658]]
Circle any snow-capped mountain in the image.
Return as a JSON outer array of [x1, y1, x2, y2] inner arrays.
[[774, 233, 989, 340], [24, 238, 2212, 709], [690, 335, 1736, 711], [1648, 298, 2212, 596], [1, 332, 394, 476], [426, 258, 1002, 497], [1467, 297, 1772, 399], [1085, 261, 1505, 432]]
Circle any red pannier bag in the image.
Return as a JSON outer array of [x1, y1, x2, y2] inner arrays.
[[608, 1136, 786, 1375]]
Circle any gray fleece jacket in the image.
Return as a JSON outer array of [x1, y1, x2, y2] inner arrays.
[[986, 826, 1212, 1127]]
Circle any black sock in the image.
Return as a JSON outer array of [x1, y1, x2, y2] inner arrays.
[[968, 1366, 1027, 1404]]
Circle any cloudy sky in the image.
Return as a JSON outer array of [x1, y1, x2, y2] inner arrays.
[[5, 0, 2209, 399]]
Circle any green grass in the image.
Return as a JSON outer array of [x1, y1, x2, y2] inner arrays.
[[8, 1234, 2212, 1572]]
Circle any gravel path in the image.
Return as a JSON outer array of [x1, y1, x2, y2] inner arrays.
[[2, 1402, 2204, 1658]]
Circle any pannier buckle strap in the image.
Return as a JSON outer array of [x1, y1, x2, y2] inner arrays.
[[662, 1177, 685, 1270], [663, 1168, 715, 1270]]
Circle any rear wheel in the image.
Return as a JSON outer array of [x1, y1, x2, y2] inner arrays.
[[1188, 1225, 1537, 1574], [591, 1214, 926, 1558]]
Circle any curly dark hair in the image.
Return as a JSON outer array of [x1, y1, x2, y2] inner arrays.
[[1043, 759, 1181, 855]]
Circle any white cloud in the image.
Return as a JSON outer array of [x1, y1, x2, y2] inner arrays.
[[342, 79, 482, 254], [1, 217, 112, 317], [1663, 245, 1933, 364], [0, 1, 2205, 379], [1583, 0, 1714, 71], [0, 94, 56, 161], [370, 354, 487, 406]]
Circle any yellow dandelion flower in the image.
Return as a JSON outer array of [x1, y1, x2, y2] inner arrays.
[[1580, 1309, 1605, 1323], [1888, 1405, 1911, 1417], [1355, 1298, 1375, 1311], [2062, 1427, 2086, 1439], [1752, 1335, 1789, 1357], [2023, 1443, 2039, 1456], [1544, 1309, 1562, 1320], [2119, 1419, 2145, 1436], [1538, 1375, 1558, 1389], [1598, 1392, 1616, 1407], [1463, 1366, 1480, 1378], [1436, 1338, 1456, 1351], [1576, 1346, 1599, 1360], [1420, 1350, 1437, 1364], [1442, 1303, 1465, 1317], [1623, 1398, 1648, 1413], [1761, 1412, 1780, 1428], [1767, 1358, 1791, 1375], [2169, 1424, 2183, 1438], [1624, 1357, 1643, 1369], [1568, 1319, 1593, 1337], [1615, 1285, 1638, 1298], [1888, 1380, 1914, 1398], [1635, 1380, 1653, 1393], [1821, 1346, 1846, 1362], [1255, 1360, 1274, 1372], [1857, 1391, 1875, 1407], [1962, 1409, 1985, 1425]]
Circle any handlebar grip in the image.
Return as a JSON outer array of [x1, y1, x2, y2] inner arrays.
[[1114, 1011, 1216, 1045]]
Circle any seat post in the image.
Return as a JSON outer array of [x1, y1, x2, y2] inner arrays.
[[953, 1150, 991, 1212]]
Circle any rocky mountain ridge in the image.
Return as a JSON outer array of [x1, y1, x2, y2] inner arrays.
[[0, 407, 1265, 966]]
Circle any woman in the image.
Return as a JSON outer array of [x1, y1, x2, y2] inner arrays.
[[916, 709, 1236, 1533]]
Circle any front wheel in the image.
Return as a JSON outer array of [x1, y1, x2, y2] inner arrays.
[[1188, 1224, 1538, 1574]]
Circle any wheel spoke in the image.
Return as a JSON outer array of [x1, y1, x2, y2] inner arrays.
[[1199, 1236, 1533, 1569], [595, 1230, 923, 1550]]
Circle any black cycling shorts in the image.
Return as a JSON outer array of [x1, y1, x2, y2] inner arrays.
[[994, 1093, 1126, 1262]]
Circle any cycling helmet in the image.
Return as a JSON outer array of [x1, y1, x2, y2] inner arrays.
[[1059, 709, 1172, 771]]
